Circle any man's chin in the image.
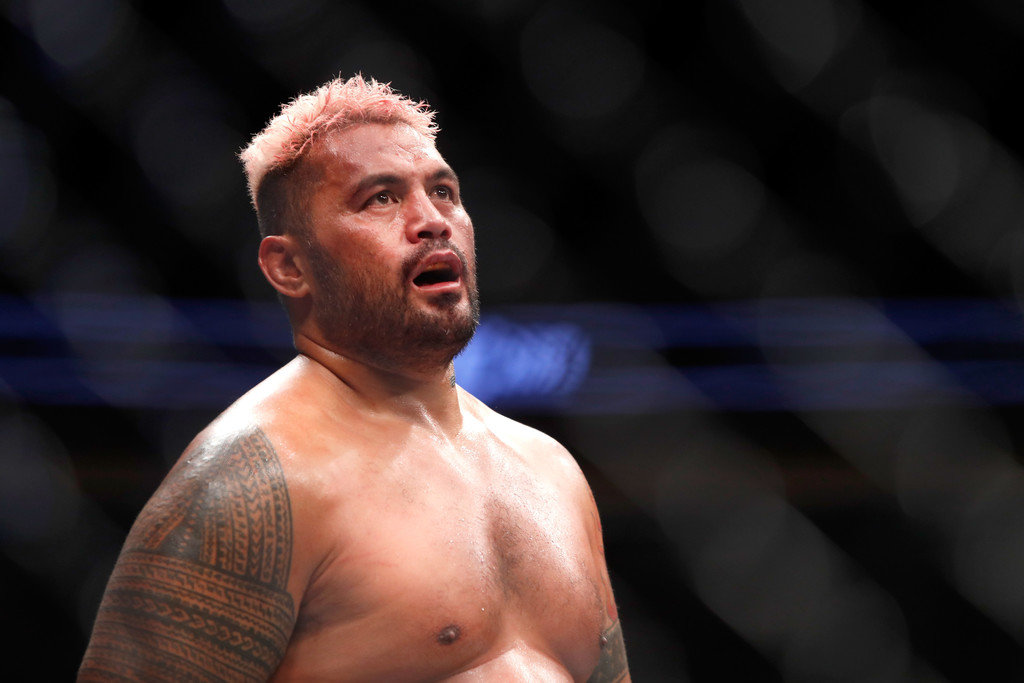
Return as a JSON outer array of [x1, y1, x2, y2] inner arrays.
[[418, 310, 478, 349], [413, 287, 466, 309], [412, 290, 478, 328]]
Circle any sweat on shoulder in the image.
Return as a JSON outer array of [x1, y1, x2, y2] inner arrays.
[[78, 75, 631, 682]]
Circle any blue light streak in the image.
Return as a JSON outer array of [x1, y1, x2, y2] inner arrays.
[[2, 294, 1023, 412]]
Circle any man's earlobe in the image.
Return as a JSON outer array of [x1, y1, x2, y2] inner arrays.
[[259, 235, 309, 299]]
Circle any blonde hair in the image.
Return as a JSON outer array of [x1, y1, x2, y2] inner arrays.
[[240, 75, 438, 223]]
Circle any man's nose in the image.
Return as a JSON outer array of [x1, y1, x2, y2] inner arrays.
[[404, 191, 452, 242]]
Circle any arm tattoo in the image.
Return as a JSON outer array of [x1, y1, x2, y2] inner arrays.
[[79, 429, 295, 682], [588, 620, 629, 683]]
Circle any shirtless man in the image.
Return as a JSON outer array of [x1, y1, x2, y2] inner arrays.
[[79, 75, 630, 682]]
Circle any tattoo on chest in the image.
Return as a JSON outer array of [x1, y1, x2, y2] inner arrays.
[[79, 429, 295, 682]]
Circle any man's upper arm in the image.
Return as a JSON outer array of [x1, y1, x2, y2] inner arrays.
[[78, 428, 297, 682], [566, 449, 631, 683]]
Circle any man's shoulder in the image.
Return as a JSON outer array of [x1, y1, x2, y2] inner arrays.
[[459, 388, 583, 482], [153, 420, 290, 514], [461, 388, 555, 445], [196, 355, 356, 452], [142, 369, 346, 587], [162, 358, 344, 499]]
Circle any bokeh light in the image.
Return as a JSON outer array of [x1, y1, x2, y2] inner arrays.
[[521, 3, 645, 120]]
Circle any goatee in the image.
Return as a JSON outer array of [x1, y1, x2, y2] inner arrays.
[[306, 238, 480, 373]]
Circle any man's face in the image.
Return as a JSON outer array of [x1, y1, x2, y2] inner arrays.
[[300, 122, 479, 372]]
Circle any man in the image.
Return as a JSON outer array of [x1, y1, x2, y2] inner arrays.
[[79, 75, 630, 682]]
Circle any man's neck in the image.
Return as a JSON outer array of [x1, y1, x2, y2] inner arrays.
[[293, 332, 465, 434]]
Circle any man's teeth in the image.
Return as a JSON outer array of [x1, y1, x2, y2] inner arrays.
[[424, 262, 448, 272]]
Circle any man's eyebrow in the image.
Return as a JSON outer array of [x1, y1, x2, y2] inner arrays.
[[429, 167, 460, 185], [353, 173, 403, 196]]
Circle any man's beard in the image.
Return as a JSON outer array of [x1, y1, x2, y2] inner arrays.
[[305, 237, 480, 373]]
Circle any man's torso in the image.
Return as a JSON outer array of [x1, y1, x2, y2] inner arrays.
[[242, 359, 610, 680]]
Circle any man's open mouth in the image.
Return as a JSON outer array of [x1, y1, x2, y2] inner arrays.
[[410, 252, 463, 289], [413, 262, 459, 286]]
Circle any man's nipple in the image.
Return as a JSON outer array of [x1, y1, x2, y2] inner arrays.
[[436, 624, 461, 645]]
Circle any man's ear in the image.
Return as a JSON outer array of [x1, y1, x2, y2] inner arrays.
[[259, 234, 310, 299]]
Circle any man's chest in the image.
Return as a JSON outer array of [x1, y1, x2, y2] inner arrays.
[[285, 449, 605, 679]]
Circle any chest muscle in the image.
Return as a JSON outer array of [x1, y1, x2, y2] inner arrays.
[[289, 484, 602, 680]]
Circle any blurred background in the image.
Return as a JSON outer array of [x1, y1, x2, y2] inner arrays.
[[4, 0, 1024, 680]]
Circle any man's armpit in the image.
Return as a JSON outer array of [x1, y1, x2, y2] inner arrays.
[[588, 620, 629, 683], [79, 429, 296, 682]]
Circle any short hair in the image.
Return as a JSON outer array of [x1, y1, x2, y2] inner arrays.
[[239, 74, 438, 236]]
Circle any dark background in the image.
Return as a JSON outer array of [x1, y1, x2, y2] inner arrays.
[[4, 0, 1024, 680]]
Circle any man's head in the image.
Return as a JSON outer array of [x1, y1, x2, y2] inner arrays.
[[241, 76, 479, 374], [240, 75, 439, 238]]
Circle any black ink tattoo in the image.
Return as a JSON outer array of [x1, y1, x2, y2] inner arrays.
[[79, 429, 295, 682], [587, 620, 629, 683]]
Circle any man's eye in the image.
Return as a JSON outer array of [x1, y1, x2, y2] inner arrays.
[[367, 191, 394, 206], [434, 186, 454, 201]]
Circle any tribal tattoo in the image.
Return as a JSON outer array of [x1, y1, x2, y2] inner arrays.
[[587, 620, 629, 683], [79, 429, 295, 682]]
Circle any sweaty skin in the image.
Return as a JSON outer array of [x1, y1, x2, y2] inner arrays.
[[79, 123, 630, 682]]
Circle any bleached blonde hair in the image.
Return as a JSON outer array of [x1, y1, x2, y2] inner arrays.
[[239, 75, 438, 235]]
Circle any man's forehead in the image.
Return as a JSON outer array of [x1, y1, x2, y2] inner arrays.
[[312, 122, 447, 180]]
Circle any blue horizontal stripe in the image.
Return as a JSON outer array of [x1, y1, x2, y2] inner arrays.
[[3, 295, 1024, 349], [3, 294, 1024, 412], [2, 355, 1022, 412]]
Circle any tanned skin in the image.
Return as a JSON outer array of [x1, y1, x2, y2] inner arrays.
[[79, 122, 630, 682]]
